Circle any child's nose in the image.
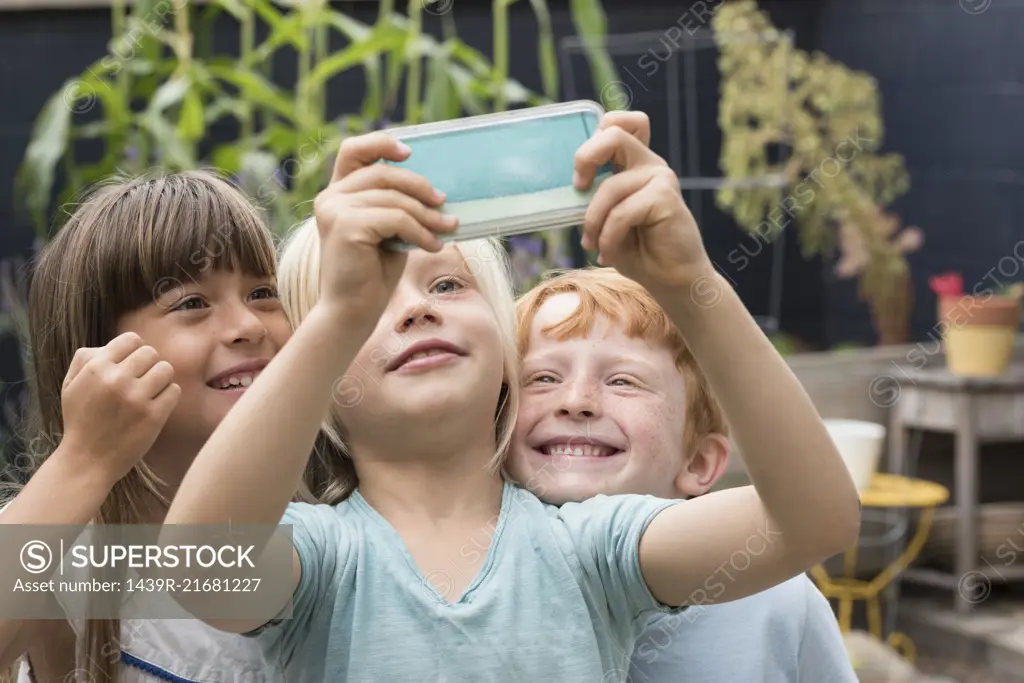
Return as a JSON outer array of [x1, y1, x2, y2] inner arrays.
[[395, 297, 441, 332], [230, 308, 268, 345], [557, 385, 601, 419]]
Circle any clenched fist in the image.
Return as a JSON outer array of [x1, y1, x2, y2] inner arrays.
[[60, 332, 180, 484]]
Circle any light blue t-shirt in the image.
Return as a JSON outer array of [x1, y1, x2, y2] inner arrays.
[[627, 575, 857, 683], [252, 481, 683, 682]]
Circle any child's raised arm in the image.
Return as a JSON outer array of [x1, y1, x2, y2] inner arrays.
[[161, 133, 458, 631], [573, 115, 861, 607]]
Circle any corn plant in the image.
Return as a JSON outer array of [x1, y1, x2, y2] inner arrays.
[[16, 0, 620, 247]]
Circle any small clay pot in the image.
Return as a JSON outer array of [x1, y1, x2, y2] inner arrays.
[[937, 295, 1021, 377]]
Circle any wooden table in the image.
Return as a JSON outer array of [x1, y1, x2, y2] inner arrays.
[[887, 364, 1024, 612]]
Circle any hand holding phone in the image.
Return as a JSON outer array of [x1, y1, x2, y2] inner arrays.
[[379, 101, 614, 250]]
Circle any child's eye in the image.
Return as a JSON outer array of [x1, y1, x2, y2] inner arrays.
[[250, 285, 279, 300], [528, 373, 557, 385], [430, 277, 464, 295], [610, 377, 637, 387], [173, 296, 207, 312]]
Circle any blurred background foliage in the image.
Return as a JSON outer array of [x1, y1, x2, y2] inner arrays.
[[15, 0, 623, 288]]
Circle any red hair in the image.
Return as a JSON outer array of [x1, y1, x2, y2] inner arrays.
[[516, 267, 728, 454]]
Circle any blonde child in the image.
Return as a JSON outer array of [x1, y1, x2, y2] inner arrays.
[[0, 172, 291, 682], [512, 267, 857, 682], [163, 110, 861, 682]]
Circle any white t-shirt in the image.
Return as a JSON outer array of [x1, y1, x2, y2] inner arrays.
[[2, 502, 282, 682], [18, 618, 280, 683]]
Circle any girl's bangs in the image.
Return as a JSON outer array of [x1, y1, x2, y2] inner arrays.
[[93, 172, 278, 317]]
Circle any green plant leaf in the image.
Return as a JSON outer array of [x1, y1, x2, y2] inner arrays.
[[305, 23, 408, 92], [261, 124, 303, 158], [319, 9, 382, 123], [323, 8, 372, 42], [423, 48, 459, 122], [211, 142, 245, 175], [176, 89, 205, 141], [527, 0, 558, 101], [446, 39, 493, 77], [204, 96, 246, 125], [569, 0, 621, 107], [124, 0, 163, 64], [203, 61, 296, 122], [239, 149, 286, 214], [253, 13, 308, 63], [446, 66, 488, 116], [196, 2, 225, 59], [78, 159, 118, 186], [14, 79, 77, 234], [146, 75, 191, 116], [142, 113, 195, 169], [210, 0, 250, 21]]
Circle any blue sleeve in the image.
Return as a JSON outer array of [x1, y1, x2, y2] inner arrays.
[[556, 494, 685, 626], [245, 502, 351, 669], [797, 579, 858, 683]]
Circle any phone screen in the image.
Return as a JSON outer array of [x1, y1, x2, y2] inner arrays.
[[389, 110, 603, 204]]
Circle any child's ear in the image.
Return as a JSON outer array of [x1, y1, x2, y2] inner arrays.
[[673, 433, 730, 498]]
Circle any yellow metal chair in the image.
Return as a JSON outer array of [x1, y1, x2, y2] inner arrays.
[[810, 473, 950, 663]]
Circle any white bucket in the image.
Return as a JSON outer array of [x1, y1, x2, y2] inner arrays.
[[823, 419, 886, 490]]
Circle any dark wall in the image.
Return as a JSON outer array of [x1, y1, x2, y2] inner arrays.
[[815, 0, 1024, 345]]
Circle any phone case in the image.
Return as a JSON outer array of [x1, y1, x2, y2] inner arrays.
[[378, 100, 612, 251]]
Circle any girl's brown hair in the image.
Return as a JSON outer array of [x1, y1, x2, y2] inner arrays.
[[10, 170, 277, 682]]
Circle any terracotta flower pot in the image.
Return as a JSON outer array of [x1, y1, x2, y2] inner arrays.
[[937, 295, 1021, 377]]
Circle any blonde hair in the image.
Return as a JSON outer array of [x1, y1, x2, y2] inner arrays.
[[5, 170, 277, 682], [515, 267, 728, 456], [277, 218, 520, 505]]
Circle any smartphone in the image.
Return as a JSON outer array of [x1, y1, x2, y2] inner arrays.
[[379, 100, 614, 251]]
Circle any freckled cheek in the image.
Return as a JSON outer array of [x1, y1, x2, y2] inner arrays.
[[513, 397, 546, 439], [622, 405, 679, 460]]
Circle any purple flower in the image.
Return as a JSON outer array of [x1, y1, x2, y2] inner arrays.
[[553, 250, 574, 270], [510, 234, 544, 257]]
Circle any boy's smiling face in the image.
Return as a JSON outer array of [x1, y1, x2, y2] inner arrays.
[[509, 292, 693, 504]]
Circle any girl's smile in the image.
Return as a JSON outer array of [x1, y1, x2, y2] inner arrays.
[[206, 358, 270, 392], [117, 269, 292, 462], [386, 338, 468, 373]]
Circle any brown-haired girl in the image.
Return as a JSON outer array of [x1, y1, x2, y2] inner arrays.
[[1, 171, 290, 682]]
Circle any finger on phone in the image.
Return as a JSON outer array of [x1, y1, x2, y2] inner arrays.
[[581, 168, 654, 251], [331, 132, 412, 184], [140, 360, 176, 400], [598, 111, 651, 147], [596, 190, 650, 267], [351, 190, 458, 234], [102, 332, 146, 365], [363, 208, 445, 252], [574, 126, 649, 189], [339, 165, 446, 208], [124, 345, 161, 379]]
